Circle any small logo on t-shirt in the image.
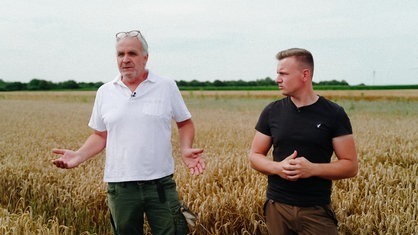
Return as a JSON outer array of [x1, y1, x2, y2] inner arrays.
[[316, 123, 322, 128]]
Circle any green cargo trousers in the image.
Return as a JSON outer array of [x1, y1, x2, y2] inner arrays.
[[107, 175, 188, 235]]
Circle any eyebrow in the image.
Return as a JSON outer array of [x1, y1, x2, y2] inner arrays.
[[117, 50, 139, 56]]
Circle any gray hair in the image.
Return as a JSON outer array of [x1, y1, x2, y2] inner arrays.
[[115, 30, 149, 56], [136, 34, 149, 56]]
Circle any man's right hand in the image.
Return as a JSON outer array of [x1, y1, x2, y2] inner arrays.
[[51, 149, 83, 169], [279, 150, 298, 181]]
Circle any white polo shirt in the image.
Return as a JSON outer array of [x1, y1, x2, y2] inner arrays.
[[88, 71, 191, 182]]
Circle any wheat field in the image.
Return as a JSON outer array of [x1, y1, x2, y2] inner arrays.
[[0, 90, 417, 234]]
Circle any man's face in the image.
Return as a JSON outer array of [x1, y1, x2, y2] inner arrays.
[[275, 57, 304, 96], [116, 37, 148, 81]]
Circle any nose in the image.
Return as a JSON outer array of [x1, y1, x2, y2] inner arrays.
[[120, 54, 131, 63], [275, 75, 282, 84]]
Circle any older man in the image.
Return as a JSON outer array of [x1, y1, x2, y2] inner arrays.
[[52, 30, 205, 234]]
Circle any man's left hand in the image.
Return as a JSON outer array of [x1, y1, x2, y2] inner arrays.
[[181, 148, 205, 175]]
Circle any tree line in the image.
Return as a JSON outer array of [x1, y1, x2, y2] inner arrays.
[[0, 79, 104, 91], [0, 77, 352, 91]]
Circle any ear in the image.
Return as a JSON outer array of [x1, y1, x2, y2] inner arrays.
[[143, 54, 149, 64], [302, 69, 311, 82]]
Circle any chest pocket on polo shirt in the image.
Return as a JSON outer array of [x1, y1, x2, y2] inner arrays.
[[142, 100, 164, 116]]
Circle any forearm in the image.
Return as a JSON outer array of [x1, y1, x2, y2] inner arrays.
[[177, 119, 195, 151], [76, 131, 106, 162], [313, 159, 358, 180], [249, 153, 280, 175]]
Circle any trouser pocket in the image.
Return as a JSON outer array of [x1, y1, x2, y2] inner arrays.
[[155, 175, 189, 235], [323, 204, 338, 226]]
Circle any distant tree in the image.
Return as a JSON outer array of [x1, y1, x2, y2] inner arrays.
[[247, 81, 258, 86], [27, 79, 54, 90], [256, 77, 275, 86], [58, 80, 80, 89], [0, 79, 5, 91], [317, 80, 349, 86], [94, 82, 104, 88], [176, 80, 189, 87], [234, 79, 248, 86], [189, 79, 206, 87], [78, 82, 104, 89], [5, 82, 26, 91], [213, 80, 225, 86]]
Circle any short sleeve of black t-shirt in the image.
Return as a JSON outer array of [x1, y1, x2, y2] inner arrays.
[[256, 102, 274, 137]]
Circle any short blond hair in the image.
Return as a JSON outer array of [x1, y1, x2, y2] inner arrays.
[[276, 48, 314, 76]]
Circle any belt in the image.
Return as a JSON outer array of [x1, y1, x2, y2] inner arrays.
[[117, 174, 172, 185], [112, 175, 172, 203]]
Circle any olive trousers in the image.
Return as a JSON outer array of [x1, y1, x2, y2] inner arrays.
[[107, 175, 188, 235]]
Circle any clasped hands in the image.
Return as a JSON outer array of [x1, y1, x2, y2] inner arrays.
[[280, 150, 315, 181]]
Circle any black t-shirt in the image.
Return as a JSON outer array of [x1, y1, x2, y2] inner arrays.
[[255, 96, 352, 206]]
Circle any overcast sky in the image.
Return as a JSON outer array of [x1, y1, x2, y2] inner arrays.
[[1, 0, 418, 85]]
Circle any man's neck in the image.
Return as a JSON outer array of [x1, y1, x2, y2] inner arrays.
[[290, 91, 319, 108], [122, 70, 148, 92]]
